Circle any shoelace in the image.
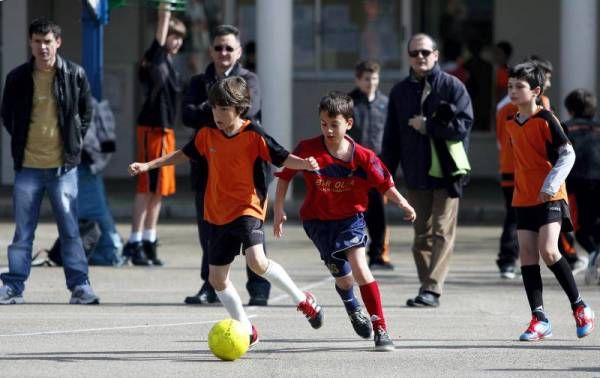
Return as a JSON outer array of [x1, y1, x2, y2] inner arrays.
[[574, 307, 588, 327], [297, 296, 318, 319], [525, 317, 541, 333]]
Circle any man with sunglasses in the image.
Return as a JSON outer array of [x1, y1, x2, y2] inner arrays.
[[381, 33, 473, 308], [181, 24, 270, 306]]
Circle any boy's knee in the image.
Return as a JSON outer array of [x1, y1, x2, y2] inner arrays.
[[247, 258, 268, 275]]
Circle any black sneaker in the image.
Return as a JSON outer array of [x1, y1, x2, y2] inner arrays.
[[369, 259, 395, 270], [184, 282, 220, 304], [297, 291, 324, 329], [248, 295, 268, 306], [499, 264, 517, 279], [348, 307, 373, 339], [143, 240, 163, 266], [374, 327, 395, 351], [123, 242, 151, 266]]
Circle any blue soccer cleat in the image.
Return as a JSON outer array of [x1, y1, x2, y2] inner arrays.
[[573, 305, 595, 338], [519, 316, 552, 341]]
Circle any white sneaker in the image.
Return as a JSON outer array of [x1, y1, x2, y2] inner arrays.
[[585, 251, 599, 285], [572, 255, 589, 276]]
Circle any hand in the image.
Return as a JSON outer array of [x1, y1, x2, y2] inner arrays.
[[128, 162, 148, 176], [273, 208, 287, 238], [538, 191, 553, 202], [305, 156, 320, 171], [399, 201, 417, 222], [408, 116, 427, 134]]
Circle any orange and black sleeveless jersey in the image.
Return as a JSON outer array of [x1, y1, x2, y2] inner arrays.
[[496, 96, 551, 187], [182, 120, 289, 225], [505, 108, 569, 207]]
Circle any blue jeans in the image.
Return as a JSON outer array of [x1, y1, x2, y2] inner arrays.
[[1, 167, 90, 293], [77, 164, 122, 265]]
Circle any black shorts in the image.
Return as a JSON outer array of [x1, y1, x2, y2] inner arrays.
[[206, 216, 265, 266], [515, 200, 573, 232]]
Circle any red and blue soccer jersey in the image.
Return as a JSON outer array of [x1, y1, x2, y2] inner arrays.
[[276, 135, 395, 221]]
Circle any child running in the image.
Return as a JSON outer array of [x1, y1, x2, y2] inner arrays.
[[273, 92, 416, 351], [129, 76, 324, 347], [505, 62, 595, 341]]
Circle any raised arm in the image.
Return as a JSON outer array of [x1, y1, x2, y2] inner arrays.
[[128, 149, 189, 176], [155, 2, 171, 46]]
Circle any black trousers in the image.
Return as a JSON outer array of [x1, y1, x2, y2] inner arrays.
[[195, 190, 271, 297], [365, 188, 388, 261], [497, 186, 518, 267], [570, 179, 600, 254]]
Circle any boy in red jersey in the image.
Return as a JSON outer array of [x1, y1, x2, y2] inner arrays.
[[505, 62, 594, 341], [129, 77, 324, 348], [273, 92, 416, 351]]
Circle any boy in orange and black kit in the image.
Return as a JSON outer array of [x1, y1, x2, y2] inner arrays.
[[273, 92, 416, 351], [129, 77, 324, 347], [505, 62, 594, 341]]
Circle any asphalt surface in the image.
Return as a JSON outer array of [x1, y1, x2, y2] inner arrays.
[[0, 222, 599, 377]]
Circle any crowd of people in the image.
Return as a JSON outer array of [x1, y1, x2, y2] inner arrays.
[[0, 6, 598, 351]]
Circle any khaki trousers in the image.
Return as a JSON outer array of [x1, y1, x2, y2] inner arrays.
[[407, 188, 459, 295]]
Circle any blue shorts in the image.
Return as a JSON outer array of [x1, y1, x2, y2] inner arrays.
[[302, 214, 368, 277]]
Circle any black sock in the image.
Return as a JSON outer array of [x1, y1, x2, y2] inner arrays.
[[547, 257, 585, 310], [521, 265, 545, 320]]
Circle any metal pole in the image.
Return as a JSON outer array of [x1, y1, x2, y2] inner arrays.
[[81, 0, 109, 100]]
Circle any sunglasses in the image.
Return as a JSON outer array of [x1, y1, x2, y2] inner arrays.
[[213, 45, 235, 52], [408, 49, 433, 58]]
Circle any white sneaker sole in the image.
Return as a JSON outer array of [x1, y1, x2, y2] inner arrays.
[[0, 297, 24, 305]]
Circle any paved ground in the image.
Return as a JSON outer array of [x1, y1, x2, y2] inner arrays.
[[0, 222, 599, 377]]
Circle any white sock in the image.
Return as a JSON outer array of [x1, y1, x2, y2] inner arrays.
[[215, 284, 252, 334], [128, 232, 142, 244], [142, 229, 157, 242], [260, 260, 305, 304]]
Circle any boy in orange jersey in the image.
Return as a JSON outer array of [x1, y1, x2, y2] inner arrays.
[[273, 92, 416, 351], [495, 81, 550, 279], [505, 62, 594, 341], [129, 77, 324, 348]]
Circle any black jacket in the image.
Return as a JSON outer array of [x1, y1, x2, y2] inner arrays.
[[381, 63, 473, 191], [182, 62, 262, 191], [1, 55, 92, 170], [348, 89, 388, 155]]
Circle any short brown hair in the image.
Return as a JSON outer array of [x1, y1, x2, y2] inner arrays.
[[355, 60, 380, 78], [318, 92, 354, 120], [564, 89, 597, 119], [168, 17, 186, 38], [208, 76, 251, 116]]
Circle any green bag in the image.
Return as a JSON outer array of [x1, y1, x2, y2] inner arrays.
[[429, 139, 471, 178]]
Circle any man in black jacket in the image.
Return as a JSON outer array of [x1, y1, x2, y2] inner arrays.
[[0, 18, 99, 305], [182, 25, 270, 306], [382, 33, 473, 308]]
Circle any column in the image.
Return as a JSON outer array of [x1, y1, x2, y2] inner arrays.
[[559, 0, 597, 118]]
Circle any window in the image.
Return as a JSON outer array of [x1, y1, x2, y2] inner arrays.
[[236, 0, 406, 73]]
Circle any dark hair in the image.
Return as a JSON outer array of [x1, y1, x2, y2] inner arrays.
[[564, 89, 597, 119], [496, 41, 513, 59], [29, 18, 61, 39], [168, 17, 187, 38], [318, 92, 354, 120], [407, 33, 438, 52], [528, 55, 553, 74], [212, 24, 240, 41], [355, 60, 380, 78], [208, 76, 250, 116], [508, 62, 546, 95]]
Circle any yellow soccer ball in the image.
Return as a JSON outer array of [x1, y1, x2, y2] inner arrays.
[[207, 319, 250, 361]]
